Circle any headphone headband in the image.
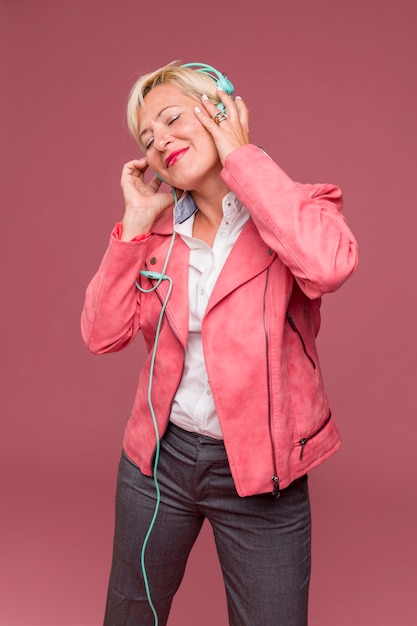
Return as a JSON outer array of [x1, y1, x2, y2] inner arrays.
[[181, 62, 234, 98]]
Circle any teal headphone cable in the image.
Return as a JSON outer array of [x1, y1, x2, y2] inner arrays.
[[131, 61, 233, 623], [136, 262, 174, 626], [134, 199, 177, 626]]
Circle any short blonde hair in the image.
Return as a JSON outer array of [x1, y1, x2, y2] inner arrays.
[[127, 62, 222, 145]]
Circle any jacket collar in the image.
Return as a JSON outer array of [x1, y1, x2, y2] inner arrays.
[[150, 192, 195, 236], [142, 201, 277, 346]]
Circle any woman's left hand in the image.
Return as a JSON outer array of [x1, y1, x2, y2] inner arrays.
[[194, 88, 250, 164]]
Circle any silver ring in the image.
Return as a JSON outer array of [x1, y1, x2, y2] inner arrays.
[[214, 111, 227, 125]]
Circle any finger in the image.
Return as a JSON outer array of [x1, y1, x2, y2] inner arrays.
[[122, 158, 148, 180], [124, 157, 147, 169], [216, 86, 233, 108], [235, 95, 248, 117], [193, 104, 220, 133], [148, 175, 163, 193], [200, 88, 235, 123], [200, 94, 221, 119], [131, 158, 149, 174], [216, 87, 242, 120], [235, 96, 250, 134]]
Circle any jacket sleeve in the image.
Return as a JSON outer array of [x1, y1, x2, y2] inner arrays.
[[221, 144, 358, 299], [81, 226, 150, 354]]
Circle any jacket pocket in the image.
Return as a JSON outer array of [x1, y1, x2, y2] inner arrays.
[[286, 311, 316, 369], [298, 412, 332, 460]]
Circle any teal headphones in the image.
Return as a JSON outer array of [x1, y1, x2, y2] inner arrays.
[[181, 62, 234, 111], [181, 62, 234, 95]]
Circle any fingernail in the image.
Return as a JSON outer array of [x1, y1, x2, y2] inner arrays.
[[202, 94, 209, 100], [194, 106, 201, 112], [217, 86, 224, 92]]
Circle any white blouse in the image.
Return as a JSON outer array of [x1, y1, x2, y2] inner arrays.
[[169, 191, 249, 439]]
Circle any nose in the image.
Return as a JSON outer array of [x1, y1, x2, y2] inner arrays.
[[153, 124, 172, 152]]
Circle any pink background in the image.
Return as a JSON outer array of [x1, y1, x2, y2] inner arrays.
[[1, 0, 416, 624]]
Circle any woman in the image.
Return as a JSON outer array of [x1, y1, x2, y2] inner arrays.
[[81, 61, 358, 626]]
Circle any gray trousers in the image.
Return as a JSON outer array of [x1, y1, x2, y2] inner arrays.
[[104, 423, 311, 626]]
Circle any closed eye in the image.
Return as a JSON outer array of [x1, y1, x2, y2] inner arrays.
[[167, 114, 180, 126], [144, 113, 181, 150]]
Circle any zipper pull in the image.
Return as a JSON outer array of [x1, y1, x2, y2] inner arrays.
[[286, 311, 297, 331], [299, 438, 308, 460], [271, 475, 281, 499]]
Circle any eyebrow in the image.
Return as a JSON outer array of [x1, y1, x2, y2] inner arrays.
[[139, 105, 180, 141]]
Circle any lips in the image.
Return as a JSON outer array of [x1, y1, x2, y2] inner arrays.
[[165, 148, 189, 168]]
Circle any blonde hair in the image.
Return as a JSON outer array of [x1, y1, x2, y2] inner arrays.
[[127, 62, 222, 145]]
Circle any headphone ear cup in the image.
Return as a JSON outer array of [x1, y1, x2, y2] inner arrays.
[[181, 63, 234, 114], [216, 75, 234, 96]]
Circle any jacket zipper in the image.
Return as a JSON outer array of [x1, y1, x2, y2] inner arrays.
[[264, 269, 280, 498], [298, 412, 332, 460], [285, 311, 316, 369]]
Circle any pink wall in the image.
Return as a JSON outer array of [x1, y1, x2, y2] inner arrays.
[[1, 0, 416, 624]]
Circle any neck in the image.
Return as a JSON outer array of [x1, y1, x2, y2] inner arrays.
[[190, 177, 230, 227], [189, 178, 230, 247]]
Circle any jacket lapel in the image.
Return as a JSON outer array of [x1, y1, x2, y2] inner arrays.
[[141, 213, 276, 342], [207, 218, 276, 312]]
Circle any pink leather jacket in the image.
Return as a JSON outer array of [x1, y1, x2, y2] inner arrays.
[[81, 144, 358, 497]]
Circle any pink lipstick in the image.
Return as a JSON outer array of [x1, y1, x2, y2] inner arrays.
[[165, 148, 189, 168]]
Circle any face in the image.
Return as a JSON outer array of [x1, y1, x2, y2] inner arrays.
[[137, 84, 222, 191]]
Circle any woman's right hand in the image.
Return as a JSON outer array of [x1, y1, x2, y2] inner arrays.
[[120, 158, 175, 241]]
